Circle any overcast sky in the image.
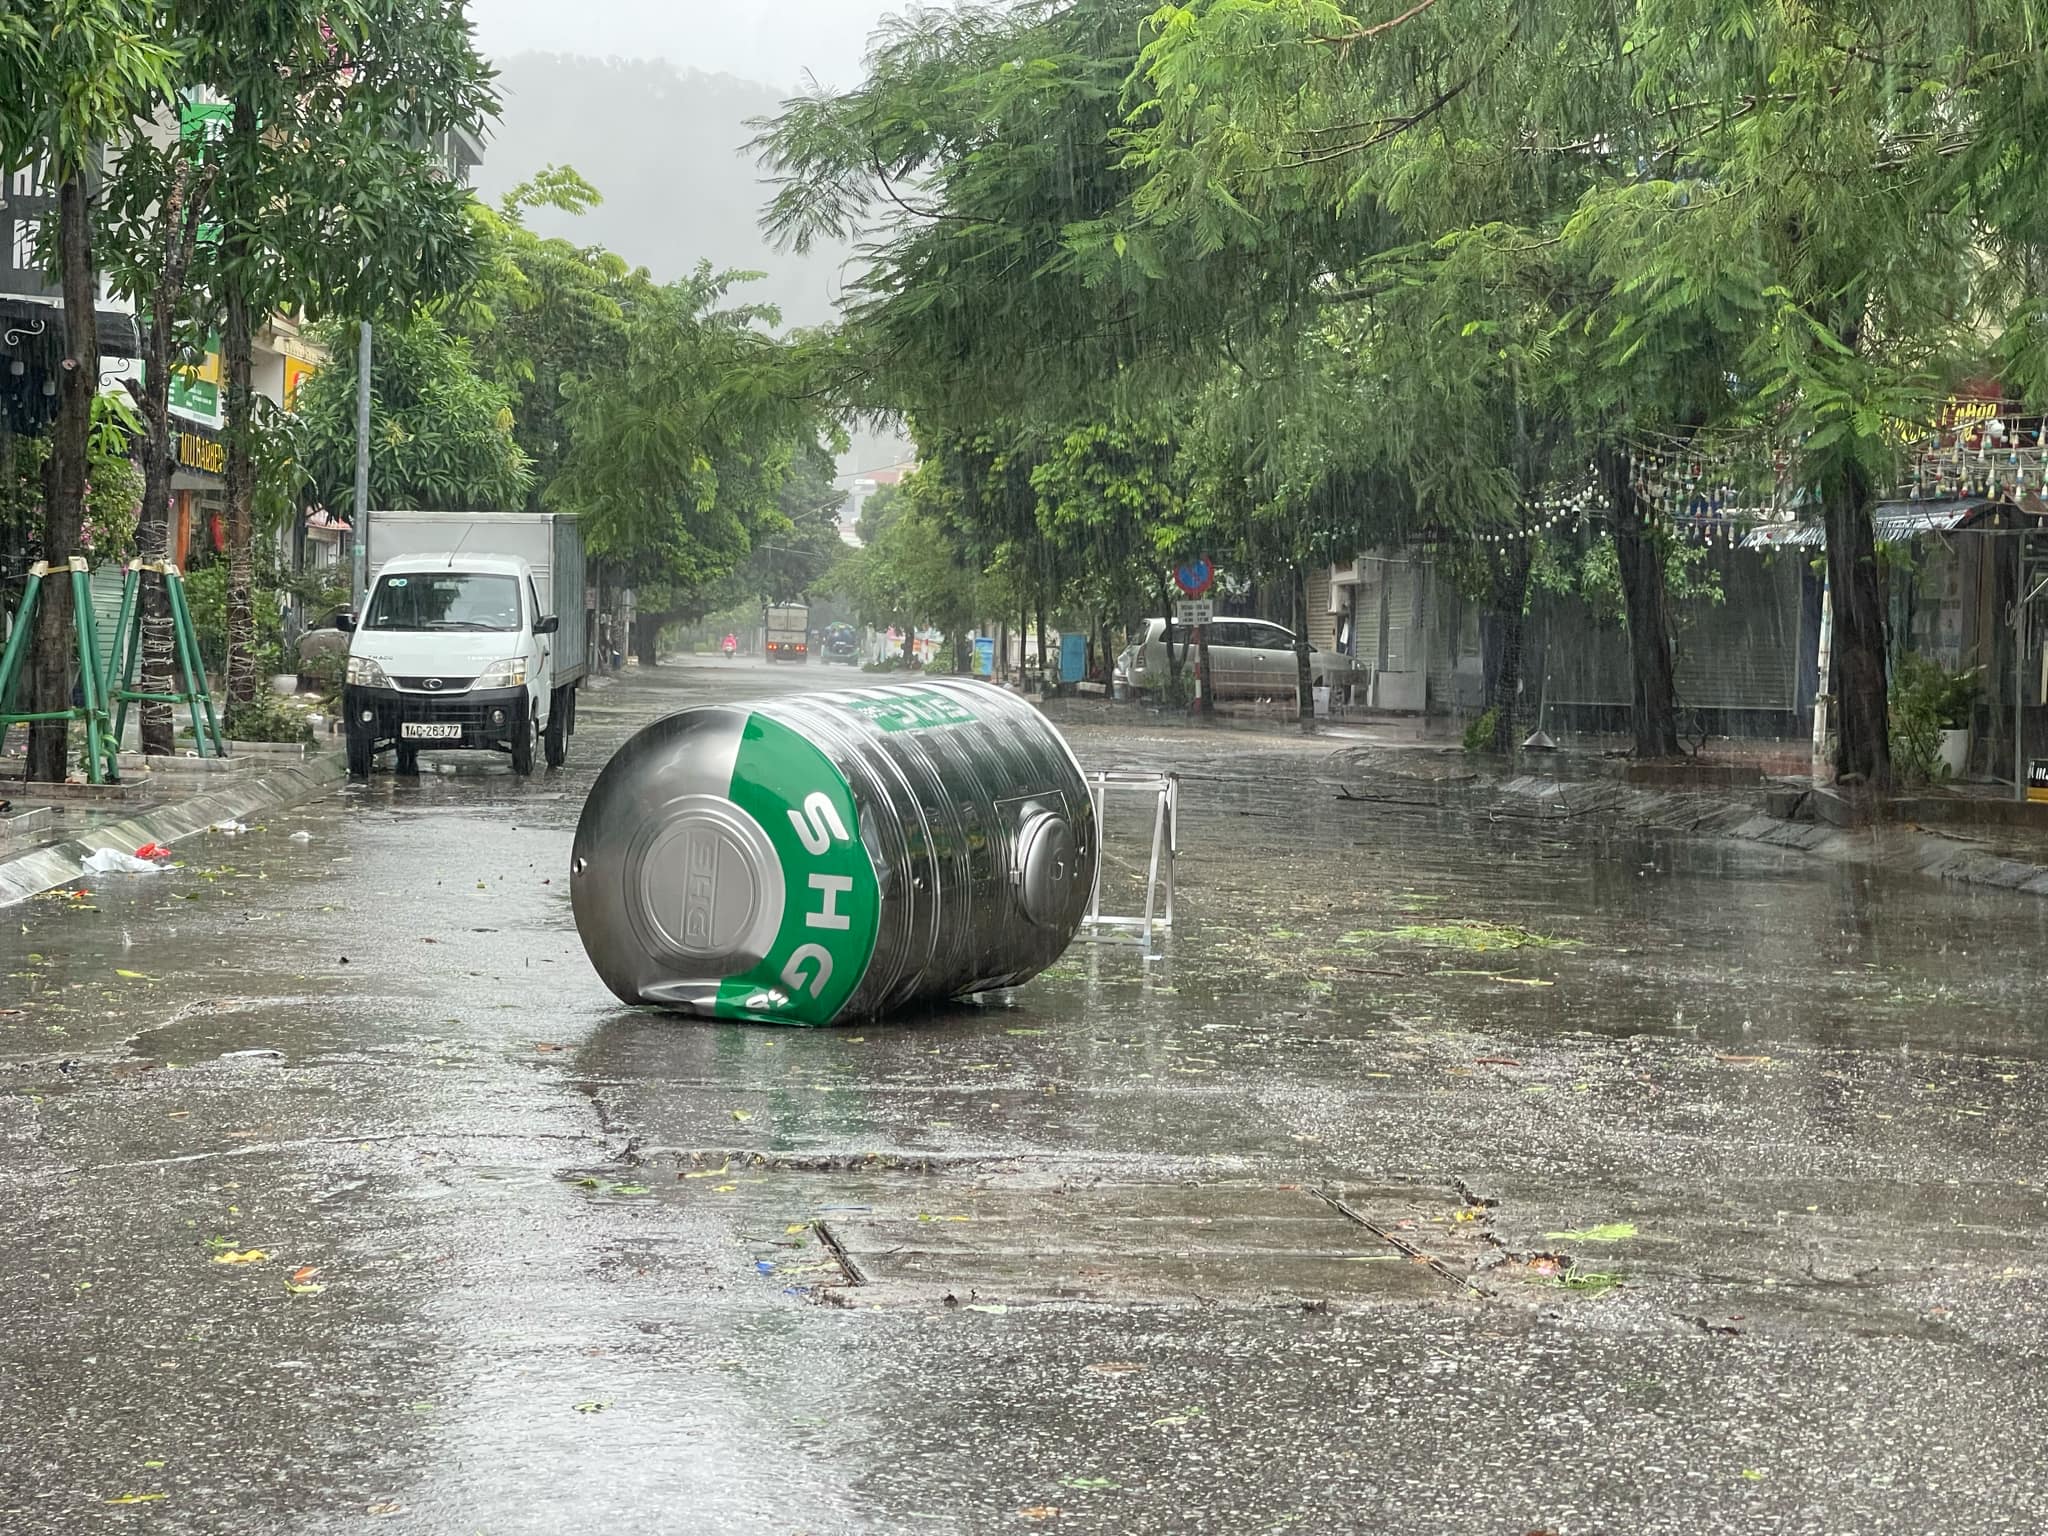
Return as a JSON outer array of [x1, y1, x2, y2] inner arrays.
[[466, 0, 902, 90]]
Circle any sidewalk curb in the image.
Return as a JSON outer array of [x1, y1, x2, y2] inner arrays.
[[1327, 747, 2048, 901], [1491, 774, 2048, 899], [0, 751, 346, 909]]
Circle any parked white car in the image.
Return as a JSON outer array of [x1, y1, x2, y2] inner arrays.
[[1115, 617, 1356, 700]]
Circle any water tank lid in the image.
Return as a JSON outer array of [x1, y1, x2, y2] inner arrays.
[[1015, 811, 1078, 928], [633, 797, 786, 968]]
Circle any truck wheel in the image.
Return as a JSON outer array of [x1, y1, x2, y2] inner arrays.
[[510, 719, 535, 776], [544, 690, 568, 769], [346, 725, 373, 780]]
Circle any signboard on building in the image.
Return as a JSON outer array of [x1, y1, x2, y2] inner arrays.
[[973, 636, 996, 677], [2028, 760, 2048, 805], [176, 425, 225, 480], [170, 331, 223, 426], [282, 354, 318, 409]]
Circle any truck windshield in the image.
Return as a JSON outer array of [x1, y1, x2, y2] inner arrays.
[[366, 573, 521, 633]]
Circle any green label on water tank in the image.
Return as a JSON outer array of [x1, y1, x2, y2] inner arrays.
[[835, 689, 978, 734], [712, 713, 880, 1026]]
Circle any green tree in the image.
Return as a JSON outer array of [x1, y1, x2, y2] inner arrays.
[[293, 312, 531, 514], [4, 0, 175, 781], [1589, 0, 1995, 788], [740, 438, 847, 606], [549, 267, 821, 666], [834, 460, 982, 654], [101, 95, 232, 753], [1132, 0, 2025, 783], [452, 167, 641, 509], [189, 0, 497, 709]]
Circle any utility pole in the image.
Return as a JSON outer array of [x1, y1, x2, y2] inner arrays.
[[350, 320, 371, 609]]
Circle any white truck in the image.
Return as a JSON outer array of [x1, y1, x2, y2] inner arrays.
[[339, 511, 588, 779], [765, 602, 810, 662]]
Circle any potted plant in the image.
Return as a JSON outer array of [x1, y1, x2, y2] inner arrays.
[[1891, 655, 1981, 782], [1929, 663, 1982, 778]]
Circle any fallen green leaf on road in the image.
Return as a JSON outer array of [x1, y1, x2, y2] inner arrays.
[[212, 1249, 268, 1265], [105, 1493, 166, 1505], [1545, 1223, 1637, 1243], [731, 1110, 753, 1122], [1368, 922, 1581, 951], [1557, 1271, 1624, 1295], [573, 1401, 608, 1414]]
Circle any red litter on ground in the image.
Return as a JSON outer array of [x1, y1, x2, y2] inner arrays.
[[135, 843, 172, 861]]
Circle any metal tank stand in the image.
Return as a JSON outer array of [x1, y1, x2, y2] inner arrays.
[[0, 558, 121, 783], [1081, 770, 1178, 946], [105, 559, 223, 758]]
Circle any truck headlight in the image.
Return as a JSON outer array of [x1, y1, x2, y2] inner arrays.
[[347, 655, 392, 688], [474, 657, 529, 689]]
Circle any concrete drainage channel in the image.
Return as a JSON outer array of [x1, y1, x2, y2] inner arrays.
[[565, 1156, 1556, 1311], [0, 750, 345, 908]]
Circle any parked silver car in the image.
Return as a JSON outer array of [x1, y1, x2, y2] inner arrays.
[[1115, 617, 1355, 700]]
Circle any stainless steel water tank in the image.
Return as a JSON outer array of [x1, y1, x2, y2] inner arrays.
[[571, 680, 1097, 1025]]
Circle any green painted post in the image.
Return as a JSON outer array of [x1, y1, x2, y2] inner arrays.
[[0, 562, 44, 722], [105, 560, 142, 746], [166, 569, 220, 756], [68, 560, 109, 784]]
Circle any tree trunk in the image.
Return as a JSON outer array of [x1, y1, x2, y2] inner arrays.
[[26, 173, 99, 783], [131, 158, 206, 756], [631, 610, 672, 668], [1196, 623, 1215, 717], [1157, 574, 1184, 691], [221, 268, 257, 714], [1482, 538, 1533, 755], [1292, 561, 1315, 730], [1035, 582, 1049, 693], [1599, 443, 1681, 758], [1823, 458, 1891, 789]]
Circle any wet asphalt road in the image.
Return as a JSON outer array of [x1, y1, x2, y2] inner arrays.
[[4, 656, 2047, 1534]]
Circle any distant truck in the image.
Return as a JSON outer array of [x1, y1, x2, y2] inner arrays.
[[340, 511, 588, 779], [766, 603, 810, 661]]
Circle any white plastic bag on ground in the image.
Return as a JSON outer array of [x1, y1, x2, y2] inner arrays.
[[83, 848, 160, 876]]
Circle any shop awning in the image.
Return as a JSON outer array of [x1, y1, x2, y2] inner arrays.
[[0, 295, 143, 360], [1741, 499, 1991, 550]]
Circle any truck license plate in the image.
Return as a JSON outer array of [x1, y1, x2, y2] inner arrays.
[[401, 723, 462, 741]]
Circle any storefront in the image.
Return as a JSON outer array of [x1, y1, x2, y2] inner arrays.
[[169, 419, 227, 569]]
